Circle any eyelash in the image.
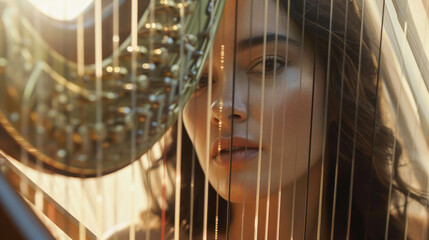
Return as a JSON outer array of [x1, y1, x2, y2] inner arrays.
[[195, 55, 288, 91], [195, 73, 212, 92], [247, 55, 287, 75]]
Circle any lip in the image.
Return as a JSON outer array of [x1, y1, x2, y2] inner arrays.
[[211, 137, 261, 168]]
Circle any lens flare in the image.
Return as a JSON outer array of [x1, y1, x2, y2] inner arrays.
[[26, 0, 93, 21]]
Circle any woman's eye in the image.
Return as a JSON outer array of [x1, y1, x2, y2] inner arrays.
[[195, 74, 210, 91], [248, 55, 286, 75]]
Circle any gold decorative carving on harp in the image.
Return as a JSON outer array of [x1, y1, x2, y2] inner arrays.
[[0, 0, 428, 239]]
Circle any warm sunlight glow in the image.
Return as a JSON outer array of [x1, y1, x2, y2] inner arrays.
[[26, 0, 93, 21]]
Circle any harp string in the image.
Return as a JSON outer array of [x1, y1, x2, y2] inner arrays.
[[59, 1, 69, 235], [113, 0, 120, 69], [215, 102, 222, 240], [173, 1, 186, 239], [400, 17, 417, 240], [189, 132, 196, 240], [316, 0, 335, 238], [189, 100, 196, 240], [202, 0, 215, 237], [215, 43, 224, 240], [36, 0, 50, 234], [240, 0, 254, 238], [290, 0, 309, 238], [396, 18, 410, 240], [253, 0, 269, 238], [216, 19, 224, 240], [94, 0, 104, 237], [145, 149, 152, 240], [363, 0, 387, 237], [17, 0, 30, 202], [225, 0, 241, 236], [112, 0, 120, 238], [330, 0, 350, 237], [303, 0, 320, 236], [215, 33, 225, 240], [129, 0, 139, 238], [277, 0, 291, 239], [188, 1, 204, 239], [216, 92, 222, 240], [422, 1, 429, 236], [161, 133, 169, 240], [64, 1, 73, 235], [346, 0, 366, 238], [173, 27, 184, 240], [148, 1, 156, 239], [263, 0, 280, 238], [364, 0, 388, 238], [215, 192, 220, 239], [79, 180, 86, 240], [218, 22, 226, 240], [33, 0, 44, 223], [65, 124, 71, 235], [60, 2, 69, 234], [161, 136, 167, 240], [77, 10, 86, 240], [355, 0, 398, 239], [365, 0, 382, 239]]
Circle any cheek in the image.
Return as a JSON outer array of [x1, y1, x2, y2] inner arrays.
[[183, 95, 209, 167], [262, 67, 321, 184], [183, 99, 200, 149], [264, 69, 302, 133], [183, 103, 194, 139], [267, 76, 302, 162]]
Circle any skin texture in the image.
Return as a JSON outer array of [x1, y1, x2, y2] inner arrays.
[[183, 0, 325, 203], [183, 0, 327, 238]]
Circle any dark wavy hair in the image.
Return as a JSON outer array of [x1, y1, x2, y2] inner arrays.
[[163, 0, 429, 239], [287, 0, 428, 238]]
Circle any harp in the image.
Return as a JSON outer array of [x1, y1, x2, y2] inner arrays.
[[0, 0, 428, 239]]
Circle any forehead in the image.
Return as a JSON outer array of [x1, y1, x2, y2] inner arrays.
[[220, 0, 301, 41]]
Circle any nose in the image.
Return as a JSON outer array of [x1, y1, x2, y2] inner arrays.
[[211, 92, 247, 126]]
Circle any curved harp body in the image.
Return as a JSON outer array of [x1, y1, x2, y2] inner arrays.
[[0, 0, 428, 239], [0, 0, 222, 176]]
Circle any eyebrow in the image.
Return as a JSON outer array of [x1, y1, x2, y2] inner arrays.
[[238, 33, 300, 51]]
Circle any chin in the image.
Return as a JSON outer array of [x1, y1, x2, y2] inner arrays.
[[211, 174, 280, 203]]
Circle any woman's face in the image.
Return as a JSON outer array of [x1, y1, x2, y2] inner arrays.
[[183, 0, 326, 202]]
